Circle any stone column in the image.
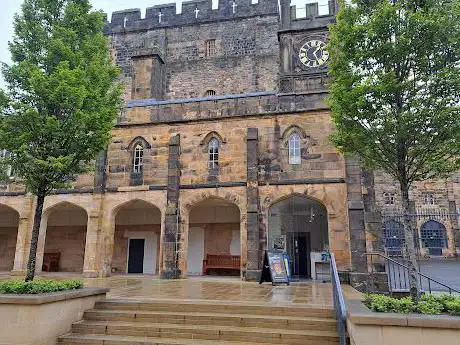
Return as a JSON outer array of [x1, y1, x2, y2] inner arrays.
[[449, 201, 460, 256], [160, 134, 181, 279], [83, 213, 100, 278], [345, 156, 368, 273], [245, 128, 261, 281], [11, 216, 32, 275]]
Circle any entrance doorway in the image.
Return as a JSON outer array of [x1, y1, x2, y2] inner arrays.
[[268, 196, 328, 280], [128, 239, 145, 274], [287, 233, 311, 278]]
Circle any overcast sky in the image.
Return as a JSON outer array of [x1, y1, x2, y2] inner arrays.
[[0, 0, 327, 87]]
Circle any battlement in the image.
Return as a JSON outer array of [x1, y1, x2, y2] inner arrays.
[[105, 0, 279, 34]]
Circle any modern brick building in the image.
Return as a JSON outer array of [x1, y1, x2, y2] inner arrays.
[[0, 0, 459, 281]]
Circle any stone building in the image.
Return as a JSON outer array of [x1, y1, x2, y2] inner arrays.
[[0, 0, 459, 280]]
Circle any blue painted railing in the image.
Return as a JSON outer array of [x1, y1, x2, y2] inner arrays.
[[329, 252, 348, 345]]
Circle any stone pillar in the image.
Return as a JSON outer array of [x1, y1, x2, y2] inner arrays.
[[11, 216, 32, 275], [345, 156, 368, 272], [449, 201, 460, 257], [245, 128, 261, 281], [83, 213, 100, 278], [160, 134, 181, 279]]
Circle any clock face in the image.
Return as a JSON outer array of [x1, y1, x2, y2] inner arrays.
[[299, 40, 329, 68]]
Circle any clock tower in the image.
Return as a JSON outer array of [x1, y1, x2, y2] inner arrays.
[[278, 0, 337, 102]]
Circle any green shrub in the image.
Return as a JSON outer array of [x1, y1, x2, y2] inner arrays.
[[364, 294, 414, 313], [445, 299, 460, 316], [364, 293, 460, 315], [0, 279, 83, 294], [414, 295, 443, 315]]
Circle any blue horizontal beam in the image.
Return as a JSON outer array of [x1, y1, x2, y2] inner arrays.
[[127, 91, 277, 108]]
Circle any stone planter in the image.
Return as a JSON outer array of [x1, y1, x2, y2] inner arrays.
[[0, 287, 109, 345], [347, 299, 460, 345]]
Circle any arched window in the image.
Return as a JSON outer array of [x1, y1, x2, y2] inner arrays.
[[205, 90, 216, 97], [288, 133, 301, 165], [133, 144, 144, 173], [421, 220, 447, 256], [208, 138, 219, 169]]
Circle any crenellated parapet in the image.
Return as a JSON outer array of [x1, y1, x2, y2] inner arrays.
[[105, 0, 279, 34]]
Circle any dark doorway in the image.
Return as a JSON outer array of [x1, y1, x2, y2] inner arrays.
[[128, 239, 145, 274], [287, 233, 311, 278]]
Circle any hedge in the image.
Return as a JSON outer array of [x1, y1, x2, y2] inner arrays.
[[364, 293, 460, 316], [0, 279, 83, 294]]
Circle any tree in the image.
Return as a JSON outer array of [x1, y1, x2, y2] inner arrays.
[[0, 0, 122, 281], [328, 0, 460, 301]]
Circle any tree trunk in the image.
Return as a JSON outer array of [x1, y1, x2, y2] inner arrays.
[[400, 182, 421, 302], [25, 188, 46, 282]]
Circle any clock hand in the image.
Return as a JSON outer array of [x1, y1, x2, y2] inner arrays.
[[313, 46, 321, 60]]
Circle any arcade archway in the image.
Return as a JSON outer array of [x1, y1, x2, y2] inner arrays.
[[268, 195, 328, 280], [187, 198, 241, 276], [113, 200, 161, 275], [43, 203, 87, 273]]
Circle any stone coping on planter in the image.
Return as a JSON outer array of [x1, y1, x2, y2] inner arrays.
[[347, 299, 460, 330], [0, 287, 109, 305]]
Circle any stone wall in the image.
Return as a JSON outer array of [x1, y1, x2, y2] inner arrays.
[[107, 110, 343, 189], [107, 0, 279, 102], [43, 226, 87, 272]]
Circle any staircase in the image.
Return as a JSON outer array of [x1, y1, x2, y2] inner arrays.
[[58, 299, 340, 345]]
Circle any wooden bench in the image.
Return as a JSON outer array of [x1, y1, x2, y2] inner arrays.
[[202, 254, 240, 274], [42, 252, 60, 272]]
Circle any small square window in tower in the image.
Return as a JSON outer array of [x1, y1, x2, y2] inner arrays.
[[383, 192, 395, 205], [423, 192, 436, 205], [205, 40, 216, 57]]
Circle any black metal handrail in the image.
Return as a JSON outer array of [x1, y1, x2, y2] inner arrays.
[[329, 252, 347, 345], [366, 252, 460, 295]]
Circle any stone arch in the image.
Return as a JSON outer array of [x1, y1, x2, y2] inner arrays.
[[182, 191, 243, 216], [111, 198, 161, 220], [0, 203, 20, 272], [199, 131, 226, 148], [43, 201, 88, 217], [280, 125, 308, 141], [127, 136, 152, 150]]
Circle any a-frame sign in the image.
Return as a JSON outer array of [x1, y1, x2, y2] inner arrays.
[[259, 250, 290, 285]]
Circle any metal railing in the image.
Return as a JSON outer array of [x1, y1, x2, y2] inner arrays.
[[329, 252, 348, 345], [366, 252, 460, 295]]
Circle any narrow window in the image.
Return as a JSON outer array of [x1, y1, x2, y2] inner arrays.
[[205, 90, 216, 96], [383, 192, 395, 205], [423, 192, 435, 205], [133, 144, 144, 173], [288, 133, 301, 165], [0, 149, 12, 178], [205, 39, 216, 57], [208, 138, 219, 169]]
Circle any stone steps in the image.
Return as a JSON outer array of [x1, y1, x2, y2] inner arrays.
[[94, 299, 335, 318], [83, 309, 337, 331], [58, 299, 339, 345], [58, 334, 321, 345]]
